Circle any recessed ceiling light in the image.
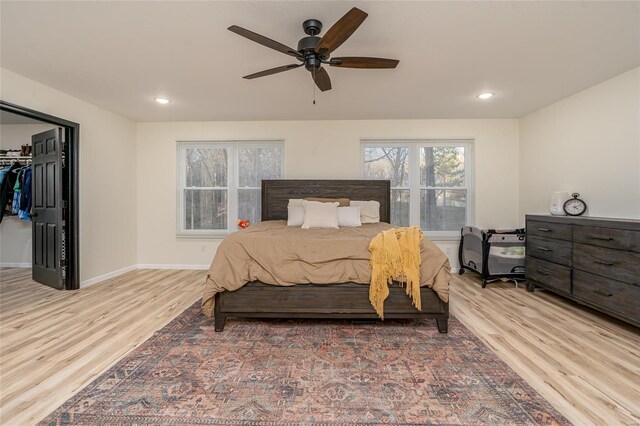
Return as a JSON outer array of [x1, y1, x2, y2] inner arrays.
[[155, 97, 171, 104], [477, 92, 494, 100]]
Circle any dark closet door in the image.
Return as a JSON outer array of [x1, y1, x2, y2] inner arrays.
[[32, 128, 64, 289]]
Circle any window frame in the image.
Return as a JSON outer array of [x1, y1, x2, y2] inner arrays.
[[361, 139, 474, 239], [176, 140, 284, 237]]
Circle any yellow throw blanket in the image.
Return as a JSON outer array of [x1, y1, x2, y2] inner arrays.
[[369, 226, 423, 319]]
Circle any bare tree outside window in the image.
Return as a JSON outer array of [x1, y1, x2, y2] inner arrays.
[[179, 142, 283, 235], [185, 148, 228, 230], [364, 147, 410, 226], [363, 142, 471, 234], [238, 146, 283, 225], [420, 146, 466, 231]]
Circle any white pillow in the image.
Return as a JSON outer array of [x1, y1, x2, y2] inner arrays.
[[287, 206, 304, 226], [301, 200, 339, 229], [350, 200, 380, 223], [337, 206, 361, 227], [288, 198, 304, 207]]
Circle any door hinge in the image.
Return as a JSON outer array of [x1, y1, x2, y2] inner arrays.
[[61, 200, 68, 208], [59, 259, 67, 268]]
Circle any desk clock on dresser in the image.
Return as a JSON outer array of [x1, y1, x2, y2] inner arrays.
[[525, 215, 639, 327]]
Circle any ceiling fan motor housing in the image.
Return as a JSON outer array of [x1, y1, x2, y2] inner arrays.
[[297, 35, 323, 71]]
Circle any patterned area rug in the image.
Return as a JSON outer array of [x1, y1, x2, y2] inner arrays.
[[42, 302, 569, 425]]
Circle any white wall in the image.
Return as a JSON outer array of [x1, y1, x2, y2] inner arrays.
[[0, 68, 138, 283], [519, 67, 640, 222], [136, 119, 520, 268], [0, 123, 56, 266], [2, 64, 635, 283], [4, 65, 636, 282], [0, 123, 55, 150]]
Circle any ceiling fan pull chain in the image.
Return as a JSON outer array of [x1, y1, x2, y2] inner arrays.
[[313, 68, 317, 105]]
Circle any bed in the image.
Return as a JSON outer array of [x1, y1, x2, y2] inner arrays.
[[204, 179, 451, 333]]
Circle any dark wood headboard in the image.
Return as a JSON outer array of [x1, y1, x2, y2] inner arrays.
[[261, 180, 391, 223]]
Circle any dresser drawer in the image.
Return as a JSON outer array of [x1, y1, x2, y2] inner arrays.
[[526, 235, 572, 266], [527, 220, 572, 241], [573, 270, 639, 322], [525, 257, 571, 294], [573, 243, 640, 286], [574, 225, 640, 253]]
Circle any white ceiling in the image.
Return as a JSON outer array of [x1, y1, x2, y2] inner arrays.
[[1, 1, 638, 122]]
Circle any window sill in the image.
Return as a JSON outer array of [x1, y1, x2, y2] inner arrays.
[[176, 232, 232, 240], [423, 233, 461, 242]]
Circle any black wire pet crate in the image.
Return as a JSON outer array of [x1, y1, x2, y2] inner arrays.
[[458, 226, 526, 288]]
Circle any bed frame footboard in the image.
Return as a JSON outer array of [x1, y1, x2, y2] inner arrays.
[[213, 282, 449, 333]]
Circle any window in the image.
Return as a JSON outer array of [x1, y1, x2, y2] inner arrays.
[[177, 141, 284, 236], [362, 140, 473, 238]]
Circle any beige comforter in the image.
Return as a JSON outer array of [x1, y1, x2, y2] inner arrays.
[[202, 221, 451, 317]]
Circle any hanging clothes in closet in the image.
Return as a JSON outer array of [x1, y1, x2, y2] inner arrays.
[[0, 161, 32, 223], [19, 167, 32, 221], [12, 167, 23, 214], [0, 161, 21, 223]]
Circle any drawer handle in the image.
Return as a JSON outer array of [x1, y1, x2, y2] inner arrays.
[[594, 260, 615, 266], [537, 228, 551, 232], [593, 289, 613, 297], [590, 235, 613, 241], [537, 246, 552, 252], [536, 269, 550, 276]]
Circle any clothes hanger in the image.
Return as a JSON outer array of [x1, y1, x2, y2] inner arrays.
[[11, 163, 29, 173]]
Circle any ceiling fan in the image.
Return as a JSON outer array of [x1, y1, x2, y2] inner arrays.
[[228, 7, 399, 92]]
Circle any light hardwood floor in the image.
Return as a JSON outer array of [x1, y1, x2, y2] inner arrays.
[[451, 274, 639, 426], [0, 268, 639, 425], [0, 268, 204, 425]]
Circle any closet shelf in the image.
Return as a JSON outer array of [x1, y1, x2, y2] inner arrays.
[[0, 156, 32, 160]]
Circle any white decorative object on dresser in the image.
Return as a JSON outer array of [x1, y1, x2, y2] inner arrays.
[[549, 191, 570, 216]]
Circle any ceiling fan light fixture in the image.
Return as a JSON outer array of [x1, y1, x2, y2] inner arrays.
[[477, 92, 494, 100], [155, 97, 171, 105]]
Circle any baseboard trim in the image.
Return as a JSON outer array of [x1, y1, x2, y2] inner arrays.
[[16, 263, 456, 288], [80, 264, 138, 288], [137, 264, 209, 270], [0, 262, 31, 268], [8, 262, 456, 289], [79, 264, 208, 288]]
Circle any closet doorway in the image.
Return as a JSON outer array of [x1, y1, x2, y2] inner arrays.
[[0, 101, 79, 290]]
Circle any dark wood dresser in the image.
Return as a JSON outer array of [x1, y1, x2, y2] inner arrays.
[[525, 215, 639, 327]]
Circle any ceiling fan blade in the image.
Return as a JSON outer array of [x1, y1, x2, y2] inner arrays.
[[243, 64, 303, 79], [330, 57, 399, 69], [311, 67, 332, 92], [314, 7, 368, 56], [228, 25, 301, 58]]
